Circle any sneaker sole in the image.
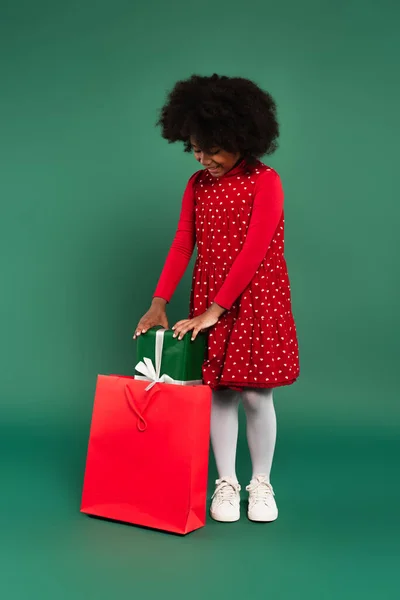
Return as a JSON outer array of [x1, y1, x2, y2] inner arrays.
[[248, 511, 278, 523], [210, 510, 240, 523]]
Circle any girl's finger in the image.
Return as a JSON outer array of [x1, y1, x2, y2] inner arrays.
[[172, 319, 190, 331], [133, 321, 149, 339], [178, 322, 196, 340], [172, 323, 190, 338], [191, 326, 201, 341], [174, 327, 189, 339]]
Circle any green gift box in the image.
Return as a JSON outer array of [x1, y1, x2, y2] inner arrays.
[[134, 327, 207, 387]]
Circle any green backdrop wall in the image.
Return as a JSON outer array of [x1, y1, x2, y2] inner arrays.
[[1, 1, 398, 598]]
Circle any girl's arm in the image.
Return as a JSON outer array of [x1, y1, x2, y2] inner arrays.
[[153, 171, 199, 303], [213, 169, 284, 310]]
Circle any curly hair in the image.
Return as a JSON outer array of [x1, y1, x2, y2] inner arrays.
[[156, 74, 279, 163]]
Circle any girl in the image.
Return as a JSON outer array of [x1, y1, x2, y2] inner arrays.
[[134, 74, 300, 523]]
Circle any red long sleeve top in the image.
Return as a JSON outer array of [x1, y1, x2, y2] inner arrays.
[[153, 167, 284, 311]]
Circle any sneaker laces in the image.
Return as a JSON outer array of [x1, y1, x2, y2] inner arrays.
[[246, 475, 275, 506], [211, 478, 240, 506]]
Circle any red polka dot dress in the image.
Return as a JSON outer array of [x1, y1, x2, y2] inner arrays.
[[154, 159, 300, 391]]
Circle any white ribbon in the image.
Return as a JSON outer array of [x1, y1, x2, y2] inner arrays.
[[135, 357, 176, 391], [134, 328, 202, 391]]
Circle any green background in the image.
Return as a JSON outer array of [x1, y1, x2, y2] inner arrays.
[[1, 0, 399, 598]]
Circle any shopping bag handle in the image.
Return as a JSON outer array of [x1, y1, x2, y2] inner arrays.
[[124, 386, 148, 432]]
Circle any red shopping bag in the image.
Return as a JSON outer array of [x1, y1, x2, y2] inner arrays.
[[81, 375, 212, 534]]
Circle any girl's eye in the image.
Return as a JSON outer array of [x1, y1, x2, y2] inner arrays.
[[193, 148, 220, 155]]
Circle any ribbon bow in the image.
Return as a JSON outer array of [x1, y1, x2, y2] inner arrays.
[[134, 356, 175, 391]]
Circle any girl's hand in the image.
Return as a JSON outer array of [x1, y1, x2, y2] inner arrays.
[[172, 303, 225, 341], [133, 298, 169, 339]]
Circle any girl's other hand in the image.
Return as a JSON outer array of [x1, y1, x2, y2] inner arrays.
[[172, 303, 225, 341], [133, 298, 169, 339]]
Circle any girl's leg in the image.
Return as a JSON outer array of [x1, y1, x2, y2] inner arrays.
[[210, 388, 241, 522], [241, 388, 278, 522], [210, 388, 240, 480], [241, 388, 277, 481]]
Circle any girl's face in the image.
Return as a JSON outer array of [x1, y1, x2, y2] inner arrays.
[[190, 137, 242, 178]]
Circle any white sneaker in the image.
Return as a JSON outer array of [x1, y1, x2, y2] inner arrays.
[[210, 477, 241, 522], [246, 474, 278, 522]]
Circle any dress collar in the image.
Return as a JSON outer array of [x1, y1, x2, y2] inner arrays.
[[221, 157, 251, 179]]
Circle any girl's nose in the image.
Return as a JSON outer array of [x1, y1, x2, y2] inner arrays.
[[199, 152, 211, 166]]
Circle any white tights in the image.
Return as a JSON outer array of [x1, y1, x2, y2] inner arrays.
[[210, 388, 277, 483]]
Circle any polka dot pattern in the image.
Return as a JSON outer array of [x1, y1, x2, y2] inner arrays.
[[189, 159, 300, 390]]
